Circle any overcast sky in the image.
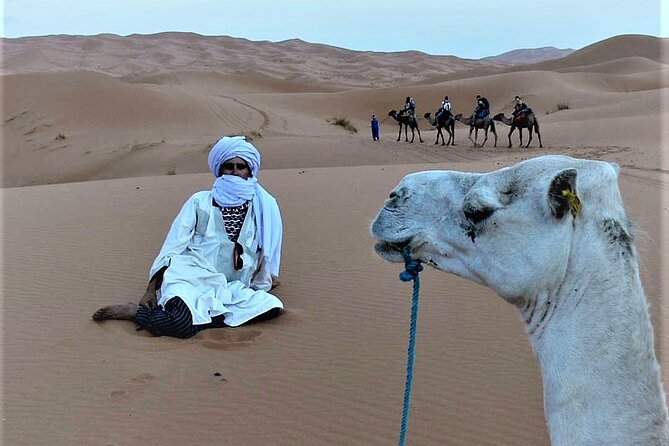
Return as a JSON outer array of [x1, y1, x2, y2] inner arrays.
[[2, 0, 667, 59]]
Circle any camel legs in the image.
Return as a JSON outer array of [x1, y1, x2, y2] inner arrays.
[[475, 126, 490, 147], [525, 129, 533, 148], [524, 123, 543, 148], [396, 124, 403, 141], [468, 127, 476, 146], [435, 127, 444, 145], [480, 128, 489, 147], [444, 127, 453, 146], [507, 127, 516, 148], [414, 125, 423, 143]]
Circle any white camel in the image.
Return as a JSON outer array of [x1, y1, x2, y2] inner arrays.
[[371, 155, 669, 445]]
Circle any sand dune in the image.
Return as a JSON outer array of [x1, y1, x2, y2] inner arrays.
[[0, 32, 505, 86], [495, 34, 669, 78], [1, 32, 667, 446], [529, 34, 668, 70]]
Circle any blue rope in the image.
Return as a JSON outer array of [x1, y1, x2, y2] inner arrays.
[[398, 247, 423, 446]]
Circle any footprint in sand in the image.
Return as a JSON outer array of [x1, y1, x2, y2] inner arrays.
[[199, 328, 261, 350], [110, 373, 156, 402]]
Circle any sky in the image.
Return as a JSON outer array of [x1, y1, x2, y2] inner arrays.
[[2, 0, 667, 59]]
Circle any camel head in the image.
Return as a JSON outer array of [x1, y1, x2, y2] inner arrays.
[[388, 110, 398, 117], [371, 155, 625, 303], [492, 112, 506, 121], [454, 113, 472, 124], [423, 112, 436, 126]]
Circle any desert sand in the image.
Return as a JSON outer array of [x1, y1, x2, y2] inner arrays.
[[1, 33, 668, 445]]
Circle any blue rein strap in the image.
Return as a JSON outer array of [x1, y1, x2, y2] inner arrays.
[[398, 247, 423, 446]]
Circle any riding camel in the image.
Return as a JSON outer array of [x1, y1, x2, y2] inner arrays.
[[388, 110, 423, 143], [493, 112, 543, 148], [424, 112, 455, 146], [371, 155, 669, 445], [454, 114, 497, 147]]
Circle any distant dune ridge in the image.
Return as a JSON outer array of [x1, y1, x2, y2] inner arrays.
[[1, 32, 668, 446], [0, 32, 506, 84], [483, 46, 574, 64]]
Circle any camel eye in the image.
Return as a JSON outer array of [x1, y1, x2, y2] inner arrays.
[[500, 189, 515, 204], [464, 206, 494, 224]]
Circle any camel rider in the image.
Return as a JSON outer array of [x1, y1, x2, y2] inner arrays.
[[512, 95, 532, 122], [435, 95, 452, 121], [401, 96, 416, 119], [473, 94, 490, 125]]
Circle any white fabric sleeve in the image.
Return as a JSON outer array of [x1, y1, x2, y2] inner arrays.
[[253, 186, 283, 277], [250, 252, 273, 291], [149, 195, 198, 279]]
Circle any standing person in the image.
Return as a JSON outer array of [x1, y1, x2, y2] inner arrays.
[[473, 94, 490, 126], [435, 95, 452, 121], [92, 135, 284, 338], [371, 114, 380, 141]]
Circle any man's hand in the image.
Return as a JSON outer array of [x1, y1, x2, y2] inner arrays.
[[140, 267, 166, 308], [139, 289, 157, 308]]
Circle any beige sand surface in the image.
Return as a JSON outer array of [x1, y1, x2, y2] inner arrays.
[[1, 33, 667, 445]]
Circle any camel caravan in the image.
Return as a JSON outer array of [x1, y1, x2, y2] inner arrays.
[[389, 94, 543, 148], [371, 155, 669, 445]]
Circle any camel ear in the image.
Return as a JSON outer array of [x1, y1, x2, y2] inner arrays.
[[608, 162, 620, 176], [548, 169, 580, 219]]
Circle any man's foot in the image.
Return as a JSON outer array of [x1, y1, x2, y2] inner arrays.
[[92, 302, 139, 321]]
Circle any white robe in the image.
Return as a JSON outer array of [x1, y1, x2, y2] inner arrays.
[[149, 191, 283, 327]]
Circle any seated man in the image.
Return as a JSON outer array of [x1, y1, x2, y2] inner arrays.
[[512, 95, 532, 122], [401, 96, 416, 119], [435, 95, 452, 121], [473, 94, 490, 125], [92, 135, 284, 338]]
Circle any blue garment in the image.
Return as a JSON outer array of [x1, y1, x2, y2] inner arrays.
[[475, 96, 490, 120], [371, 117, 380, 140], [475, 109, 490, 119], [513, 103, 532, 118]]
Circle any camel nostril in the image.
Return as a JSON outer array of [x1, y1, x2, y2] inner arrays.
[[390, 188, 408, 200], [464, 206, 494, 224]]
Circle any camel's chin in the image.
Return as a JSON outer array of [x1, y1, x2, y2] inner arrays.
[[374, 241, 407, 263]]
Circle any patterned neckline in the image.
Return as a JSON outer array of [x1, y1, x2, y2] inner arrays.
[[219, 201, 250, 242]]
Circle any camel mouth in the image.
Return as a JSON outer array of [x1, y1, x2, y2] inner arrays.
[[373, 238, 411, 263]]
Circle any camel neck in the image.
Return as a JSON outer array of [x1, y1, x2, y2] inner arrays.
[[523, 222, 668, 445]]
